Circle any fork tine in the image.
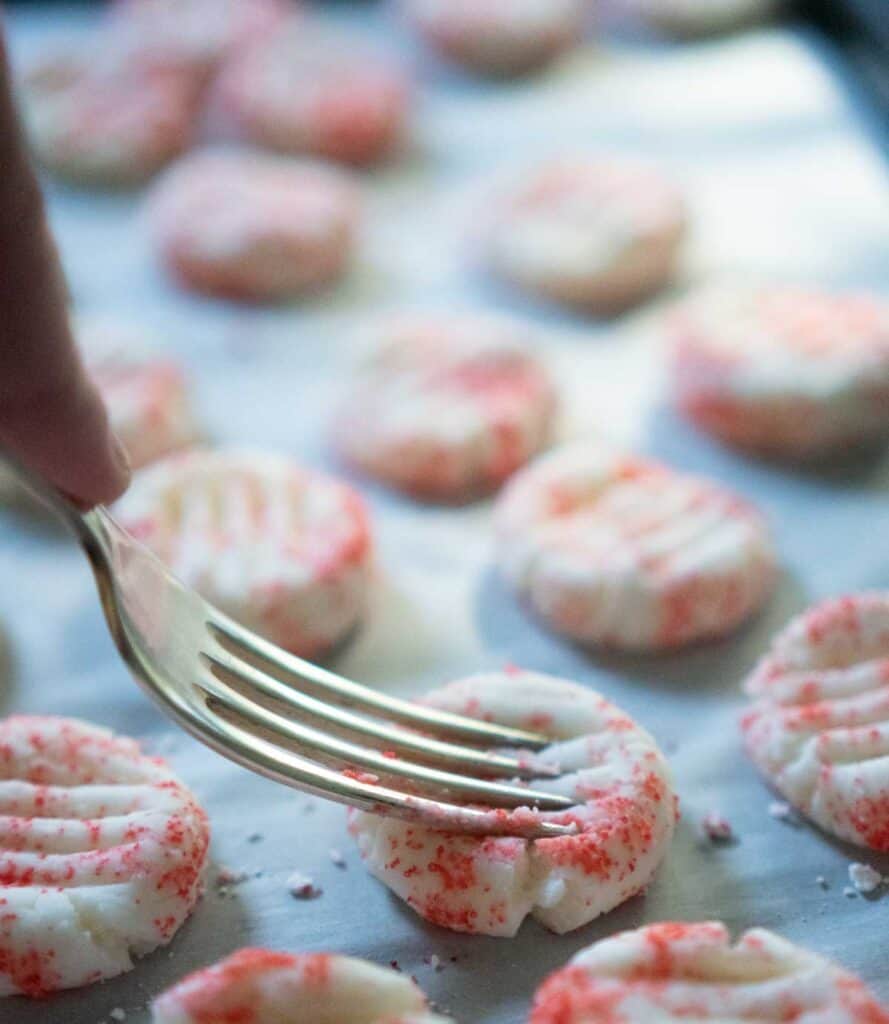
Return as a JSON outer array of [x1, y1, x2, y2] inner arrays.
[[201, 646, 559, 780], [207, 614, 553, 749], [197, 672, 573, 811], [192, 697, 577, 839]]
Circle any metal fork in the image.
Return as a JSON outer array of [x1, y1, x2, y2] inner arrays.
[[4, 453, 574, 838]]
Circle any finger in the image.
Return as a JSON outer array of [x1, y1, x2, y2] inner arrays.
[[0, 32, 130, 506], [0, 372, 131, 508]]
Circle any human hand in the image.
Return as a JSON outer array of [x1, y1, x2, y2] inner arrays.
[[0, 31, 130, 508]]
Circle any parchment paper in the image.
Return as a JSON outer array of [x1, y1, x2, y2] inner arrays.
[[2, 4, 888, 1022]]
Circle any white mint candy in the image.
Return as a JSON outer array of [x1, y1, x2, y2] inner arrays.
[[209, 21, 410, 166], [484, 158, 685, 313], [495, 442, 775, 650], [152, 948, 453, 1023], [399, 0, 587, 77], [742, 593, 889, 852], [78, 316, 199, 470], [114, 448, 374, 659], [669, 284, 889, 458], [0, 715, 209, 996], [148, 150, 360, 301], [332, 313, 557, 500], [530, 921, 888, 1023], [349, 669, 677, 936]]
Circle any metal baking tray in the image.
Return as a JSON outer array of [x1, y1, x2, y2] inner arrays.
[[2, 4, 888, 1022]]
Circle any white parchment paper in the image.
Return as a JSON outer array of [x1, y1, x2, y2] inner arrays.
[[2, 4, 888, 1022]]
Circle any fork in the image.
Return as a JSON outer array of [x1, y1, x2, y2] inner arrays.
[[3, 452, 575, 838]]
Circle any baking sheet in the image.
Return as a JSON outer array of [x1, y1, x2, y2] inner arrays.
[[2, 4, 889, 1022]]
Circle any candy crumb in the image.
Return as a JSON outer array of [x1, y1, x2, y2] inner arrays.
[[816, 876, 829, 889], [215, 867, 248, 887], [848, 863, 883, 895], [329, 848, 347, 868], [214, 866, 249, 897], [843, 886, 858, 899], [423, 954, 444, 972], [768, 800, 798, 824], [110, 1011, 126, 1022], [700, 811, 734, 842], [287, 871, 322, 899]]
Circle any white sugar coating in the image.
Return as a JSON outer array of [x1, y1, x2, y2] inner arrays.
[[495, 442, 775, 650], [529, 921, 889, 1023], [741, 593, 889, 852], [484, 158, 685, 312], [106, 0, 289, 76], [147, 150, 360, 301], [19, 48, 199, 185], [76, 316, 198, 470], [0, 715, 209, 997], [113, 447, 373, 659], [332, 313, 557, 500], [349, 669, 677, 937], [628, 0, 777, 36], [151, 949, 454, 1023], [400, 0, 586, 76], [668, 284, 889, 457], [848, 862, 883, 894], [210, 21, 410, 165]]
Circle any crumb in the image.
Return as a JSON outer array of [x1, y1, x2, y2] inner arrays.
[[390, 960, 401, 972], [287, 871, 322, 899], [430, 954, 443, 972], [700, 811, 734, 843], [843, 886, 858, 899], [329, 848, 347, 868], [848, 862, 883, 895], [110, 1011, 126, 1022], [768, 800, 799, 824], [215, 867, 248, 888], [341, 769, 380, 785], [816, 876, 829, 889], [247, 832, 263, 844], [214, 866, 249, 896]]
